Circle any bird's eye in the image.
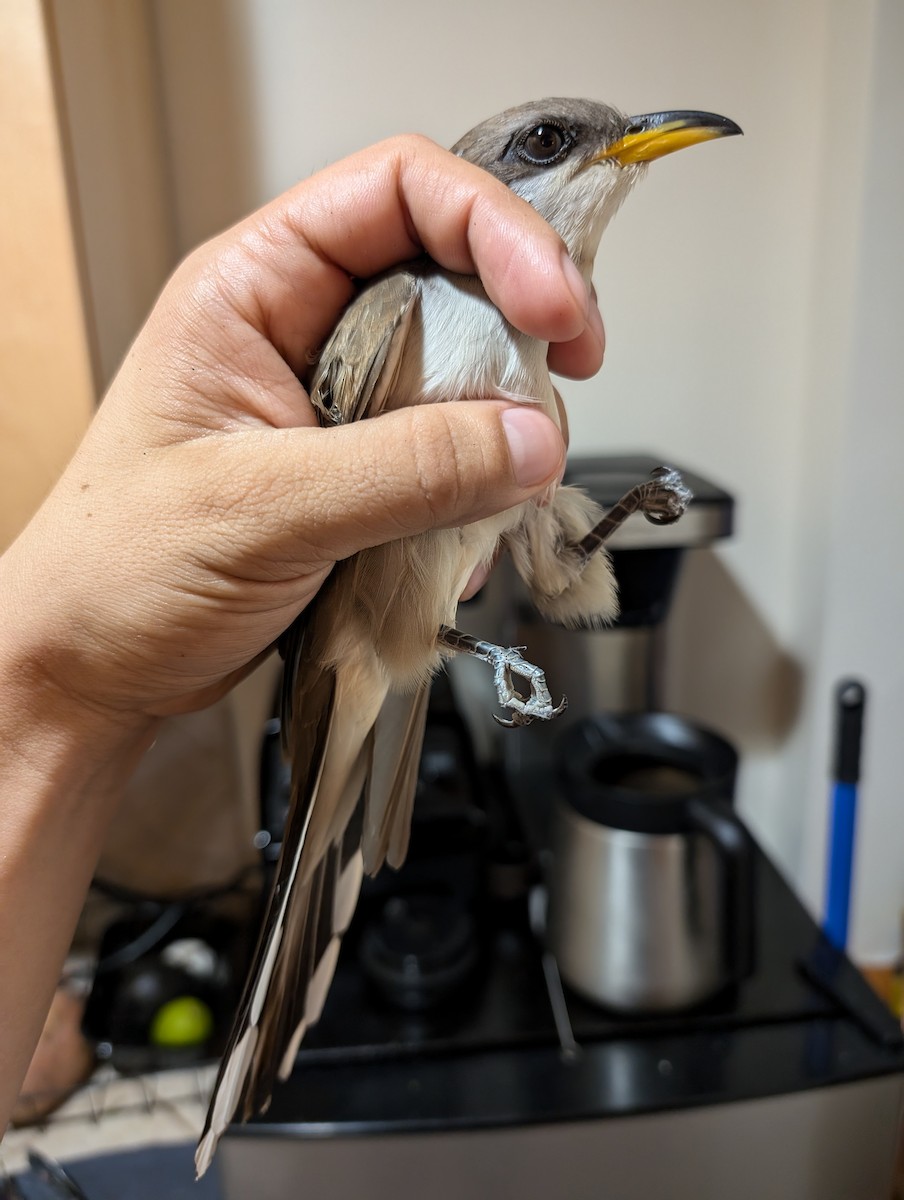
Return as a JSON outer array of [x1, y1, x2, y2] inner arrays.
[[517, 123, 570, 165]]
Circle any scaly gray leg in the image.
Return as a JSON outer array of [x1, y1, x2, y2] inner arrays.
[[438, 468, 690, 727], [438, 626, 566, 728], [573, 466, 693, 566]]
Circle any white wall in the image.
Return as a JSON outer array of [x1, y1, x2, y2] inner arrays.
[[795, 0, 904, 961], [146, 0, 902, 957]]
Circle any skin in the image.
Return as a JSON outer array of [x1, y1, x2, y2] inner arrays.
[[0, 135, 604, 1130]]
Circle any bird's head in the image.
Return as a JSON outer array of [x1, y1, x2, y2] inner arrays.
[[452, 98, 741, 273]]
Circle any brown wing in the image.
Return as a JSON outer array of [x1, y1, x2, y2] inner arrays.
[[309, 269, 419, 426]]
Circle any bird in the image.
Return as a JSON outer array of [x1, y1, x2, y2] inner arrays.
[[196, 97, 741, 1175]]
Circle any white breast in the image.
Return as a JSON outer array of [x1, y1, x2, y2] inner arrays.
[[410, 270, 559, 423]]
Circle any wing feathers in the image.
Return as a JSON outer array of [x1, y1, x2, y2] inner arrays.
[[333, 848, 364, 934], [310, 271, 419, 425], [195, 1023, 259, 1178], [362, 685, 431, 875]]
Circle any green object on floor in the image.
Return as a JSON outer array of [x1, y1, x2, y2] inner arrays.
[[149, 996, 214, 1047]]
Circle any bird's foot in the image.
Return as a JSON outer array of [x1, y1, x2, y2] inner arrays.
[[572, 466, 693, 563], [437, 626, 567, 728], [641, 466, 693, 526], [486, 644, 568, 727]]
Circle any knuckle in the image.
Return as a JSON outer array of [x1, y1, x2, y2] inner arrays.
[[392, 132, 442, 162], [406, 405, 465, 524]]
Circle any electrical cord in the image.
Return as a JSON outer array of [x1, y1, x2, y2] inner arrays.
[[91, 903, 187, 976]]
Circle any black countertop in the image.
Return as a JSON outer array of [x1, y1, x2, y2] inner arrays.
[[231, 849, 904, 1140]]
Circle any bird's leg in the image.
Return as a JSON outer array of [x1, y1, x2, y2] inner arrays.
[[437, 626, 567, 728], [571, 466, 693, 566]]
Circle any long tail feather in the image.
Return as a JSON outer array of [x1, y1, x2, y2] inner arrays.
[[196, 594, 419, 1176]]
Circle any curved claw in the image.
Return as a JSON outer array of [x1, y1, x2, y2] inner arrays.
[[494, 695, 568, 729], [494, 711, 529, 729], [645, 506, 682, 526]]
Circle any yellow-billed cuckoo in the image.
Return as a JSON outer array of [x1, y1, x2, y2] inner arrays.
[[196, 98, 741, 1174]]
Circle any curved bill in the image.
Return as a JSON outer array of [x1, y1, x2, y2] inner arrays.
[[596, 110, 743, 166]]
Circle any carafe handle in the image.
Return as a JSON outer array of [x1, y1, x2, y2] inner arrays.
[[687, 797, 755, 983]]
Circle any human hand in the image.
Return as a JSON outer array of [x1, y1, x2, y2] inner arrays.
[[0, 135, 605, 741]]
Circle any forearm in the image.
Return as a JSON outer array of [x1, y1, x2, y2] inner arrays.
[[0, 624, 155, 1128]]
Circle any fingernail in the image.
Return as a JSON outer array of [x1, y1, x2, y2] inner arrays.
[[560, 251, 591, 321], [501, 407, 564, 488]]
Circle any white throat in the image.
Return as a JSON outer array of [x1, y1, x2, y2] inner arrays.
[[512, 161, 644, 275]]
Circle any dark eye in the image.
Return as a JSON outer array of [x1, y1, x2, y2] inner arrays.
[[517, 123, 570, 165]]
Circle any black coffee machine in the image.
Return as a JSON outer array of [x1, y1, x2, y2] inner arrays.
[[218, 457, 904, 1200]]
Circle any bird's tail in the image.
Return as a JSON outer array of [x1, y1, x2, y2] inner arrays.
[[196, 607, 430, 1176]]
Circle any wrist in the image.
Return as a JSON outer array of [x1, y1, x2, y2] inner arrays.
[[0, 563, 157, 802], [0, 639, 158, 856]]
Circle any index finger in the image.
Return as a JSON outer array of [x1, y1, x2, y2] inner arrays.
[[203, 135, 594, 373]]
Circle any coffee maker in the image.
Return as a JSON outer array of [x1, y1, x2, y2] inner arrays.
[[218, 456, 904, 1200], [499, 456, 754, 1015]]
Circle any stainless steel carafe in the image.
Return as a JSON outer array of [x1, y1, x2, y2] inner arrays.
[[547, 713, 753, 1012]]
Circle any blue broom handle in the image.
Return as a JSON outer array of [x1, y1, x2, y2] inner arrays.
[[824, 679, 866, 950]]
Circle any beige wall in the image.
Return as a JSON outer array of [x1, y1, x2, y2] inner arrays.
[[794, 0, 904, 958], [0, 0, 96, 551], [48, 0, 177, 389], [0, 0, 177, 550]]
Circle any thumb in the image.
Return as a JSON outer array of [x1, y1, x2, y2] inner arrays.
[[254, 401, 566, 566]]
